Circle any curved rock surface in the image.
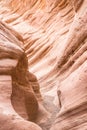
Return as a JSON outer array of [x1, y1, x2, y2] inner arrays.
[[0, 21, 42, 130], [0, 0, 87, 130]]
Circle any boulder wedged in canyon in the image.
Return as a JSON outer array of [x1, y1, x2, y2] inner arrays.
[[0, 0, 87, 130]]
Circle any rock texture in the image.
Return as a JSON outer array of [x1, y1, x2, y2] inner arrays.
[[0, 0, 87, 130], [0, 21, 42, 130]]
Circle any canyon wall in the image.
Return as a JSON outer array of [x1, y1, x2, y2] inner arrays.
[[0, 0, 87, 130]]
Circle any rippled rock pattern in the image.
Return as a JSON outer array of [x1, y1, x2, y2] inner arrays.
[[0, 0, 87, 130]]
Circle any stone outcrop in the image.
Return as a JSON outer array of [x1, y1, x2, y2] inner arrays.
[[0, 21, 42, 130], [0, 0, 87, 130]]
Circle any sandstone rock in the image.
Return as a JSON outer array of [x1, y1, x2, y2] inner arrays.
[[0, 21, 42, 130], [0, 76, 42, 130], [51, 60, 87, 130], [0, 0, 87, 130]]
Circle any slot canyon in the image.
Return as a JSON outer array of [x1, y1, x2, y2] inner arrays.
[[0, 0, 87, 130]]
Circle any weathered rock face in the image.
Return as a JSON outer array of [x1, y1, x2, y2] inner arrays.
[[0, 21, 42, 130], [51, 61, 87, 130], [0, 0, 87, 130]]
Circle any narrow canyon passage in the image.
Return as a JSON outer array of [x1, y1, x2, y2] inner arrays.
[[38, 94, 58, 130], [0, 0, 87, 130], [11, 69, 59, 130]]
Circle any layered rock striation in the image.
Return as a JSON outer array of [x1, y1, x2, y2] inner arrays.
[[0, 0, 87, 130], [0, 21, 42, 130]]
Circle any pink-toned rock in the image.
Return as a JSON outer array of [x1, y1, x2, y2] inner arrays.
[[51, 61, 87, 130], [0, 21, 42, 130], [0, 76, 42, 130], [0, 0, 87, 130]]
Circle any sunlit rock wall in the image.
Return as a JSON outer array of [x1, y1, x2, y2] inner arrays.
[[0, 0, 87, 130]]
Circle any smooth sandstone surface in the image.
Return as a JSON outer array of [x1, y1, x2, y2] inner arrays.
[[0, 21, 42, 130], [0, 0, 87, 130]]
